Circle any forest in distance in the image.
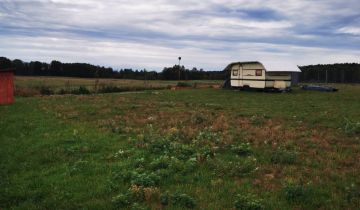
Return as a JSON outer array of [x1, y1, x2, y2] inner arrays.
[[1, 56, 360, 83]]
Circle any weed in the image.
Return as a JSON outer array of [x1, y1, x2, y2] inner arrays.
[[131, 172, 161, 187], [284, 182, 311, 203], [112, 192, 132, 207], [68, 160, 89, 175], [193, 129, 221, 146], [113, 149, 131, 159], [149, 138, 170, 154], [150, 155, 171, 170], [131, 203, 149, 210], [197, 145, 215, 162], [231, 143, 252, 156], [191, 112, 207, 124], [343, 118, 360, 136], [250, 115, 267, 126], [345, 183, 360, 203], [174, 144, 196, 161], [160, 191, 170, 206], [171, 193, 196, 208], [234, 194, 264, 210], [271, 147, 298, 164], [230, 157, 258, 177]]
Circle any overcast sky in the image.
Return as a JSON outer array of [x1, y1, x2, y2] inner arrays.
[[1, 0, 360, 71]]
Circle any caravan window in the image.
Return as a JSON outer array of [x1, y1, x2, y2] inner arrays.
[[233, 70, 238, 76], [256, 69, 262, 76]]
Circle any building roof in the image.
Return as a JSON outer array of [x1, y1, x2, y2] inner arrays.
[[224, 61, 301, 72]]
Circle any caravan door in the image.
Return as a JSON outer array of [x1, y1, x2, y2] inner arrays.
[[231, 64, 241, 87]]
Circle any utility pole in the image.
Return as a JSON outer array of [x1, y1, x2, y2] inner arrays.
[[178, 57, 181, 80]]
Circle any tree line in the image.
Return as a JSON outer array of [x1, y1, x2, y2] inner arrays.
[[1, 56, 359, 83], [0, 57, 225, 80], [298, 63, 360, 83]]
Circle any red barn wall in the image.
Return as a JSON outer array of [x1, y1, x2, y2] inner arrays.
[[0, 71, 14, 105]]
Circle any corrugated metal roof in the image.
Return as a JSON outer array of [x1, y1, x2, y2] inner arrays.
[[262, 61, 301, 72]]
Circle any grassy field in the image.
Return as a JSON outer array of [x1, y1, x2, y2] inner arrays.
[[14, 76, 222, 92], [1, 82, 360, 209]]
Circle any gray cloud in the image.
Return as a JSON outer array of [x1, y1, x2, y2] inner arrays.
[[0, 0, 359, 70]]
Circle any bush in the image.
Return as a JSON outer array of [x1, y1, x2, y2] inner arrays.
[[57, 88, 71, 95], [271, 148, 298, 164], [71, 86, 90, 95], [234, 194, 264, 210], [37, 85, 54, 95], [176, 82, 192, 87]]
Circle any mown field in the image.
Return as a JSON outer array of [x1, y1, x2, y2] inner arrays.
[[14, 76, 222, 94], [1, 81, 360, 209]]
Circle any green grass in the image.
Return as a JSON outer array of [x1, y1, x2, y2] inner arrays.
[[1, 84, 360, 209]]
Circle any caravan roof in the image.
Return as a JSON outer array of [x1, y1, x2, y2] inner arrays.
[[224, 61, 301, 73]]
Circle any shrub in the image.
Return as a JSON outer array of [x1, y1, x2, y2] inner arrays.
[[234, 194, 264, 210], [37, 85, 54, 95], [71, 86, 90, 95], [176, 82, 191, 87], [271, 148, 298, 164], [57, 88, 71, 95], [231, 143, 252, 156]]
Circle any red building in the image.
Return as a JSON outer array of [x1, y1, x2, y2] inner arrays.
[[0, 68, 14, 105]]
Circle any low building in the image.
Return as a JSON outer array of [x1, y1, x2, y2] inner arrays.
[[0, 68, 14, 105]]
